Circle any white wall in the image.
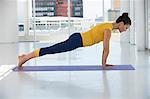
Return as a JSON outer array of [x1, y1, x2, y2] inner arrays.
[[0, 0, 18, 43], [145, 0, 150, 49], [135, 0, 145, 50], [129, 0, 136, 45], [148, 0, 150, 49], [18, 0, 30, 36]]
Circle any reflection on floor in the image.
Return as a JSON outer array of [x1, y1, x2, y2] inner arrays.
[[0, 35, 150, 99]]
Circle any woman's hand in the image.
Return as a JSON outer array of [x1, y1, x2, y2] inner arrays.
[[105, 64, 114, 67], [102, 64, 114, 69]]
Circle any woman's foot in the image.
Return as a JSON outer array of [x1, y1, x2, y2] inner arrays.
[[18, 54, 28, 67], [18, 51, 37, 68]]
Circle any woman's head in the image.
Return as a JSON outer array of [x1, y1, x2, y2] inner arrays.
[[116, 13, 131, 32]]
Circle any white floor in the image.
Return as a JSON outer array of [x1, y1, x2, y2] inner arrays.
[[0, 34, 150, 99]]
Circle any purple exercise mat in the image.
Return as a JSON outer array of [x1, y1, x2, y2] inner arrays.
[[13, 65, 135, 72]]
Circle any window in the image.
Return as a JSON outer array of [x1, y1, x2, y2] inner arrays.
[[75, 7, 81, 11]]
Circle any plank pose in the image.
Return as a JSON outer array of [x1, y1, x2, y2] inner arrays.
[[18, 13, 131, 68]]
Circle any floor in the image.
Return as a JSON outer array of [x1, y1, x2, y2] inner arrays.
[[0, 34, 150, 99]]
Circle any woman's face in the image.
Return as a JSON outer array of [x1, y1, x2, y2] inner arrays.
[[118, 22, 130, 33]]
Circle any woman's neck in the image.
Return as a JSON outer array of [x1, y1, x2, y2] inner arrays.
[[112, 23, 119, 30]]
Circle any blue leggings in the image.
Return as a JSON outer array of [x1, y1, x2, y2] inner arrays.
[[39, 33, 83, 56]]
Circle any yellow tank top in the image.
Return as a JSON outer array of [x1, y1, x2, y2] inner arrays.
[[81, 23, 113, 46]]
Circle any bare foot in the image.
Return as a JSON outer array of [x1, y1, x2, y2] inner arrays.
[[18, 54, 27, 67]]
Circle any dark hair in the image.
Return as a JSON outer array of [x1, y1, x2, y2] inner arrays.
[[116, 13, 131, 25]]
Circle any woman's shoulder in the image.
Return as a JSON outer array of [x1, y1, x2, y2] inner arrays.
[[96, 22, 112, 26], [102, 22, 112, 26], [96, 22, 112, 28]]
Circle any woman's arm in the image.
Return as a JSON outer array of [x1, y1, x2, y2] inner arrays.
[[102, 29, 111, 67]]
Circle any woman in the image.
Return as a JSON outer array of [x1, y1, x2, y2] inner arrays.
[[18, 13, 131, 68]]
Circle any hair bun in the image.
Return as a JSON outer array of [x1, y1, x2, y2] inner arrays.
[[122, 13, 128, 17]]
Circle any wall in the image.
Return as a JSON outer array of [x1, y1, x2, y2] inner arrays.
[[0, 0, 18, 43], [135, 0, 145, 50], [18, 0, 30, 36]]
